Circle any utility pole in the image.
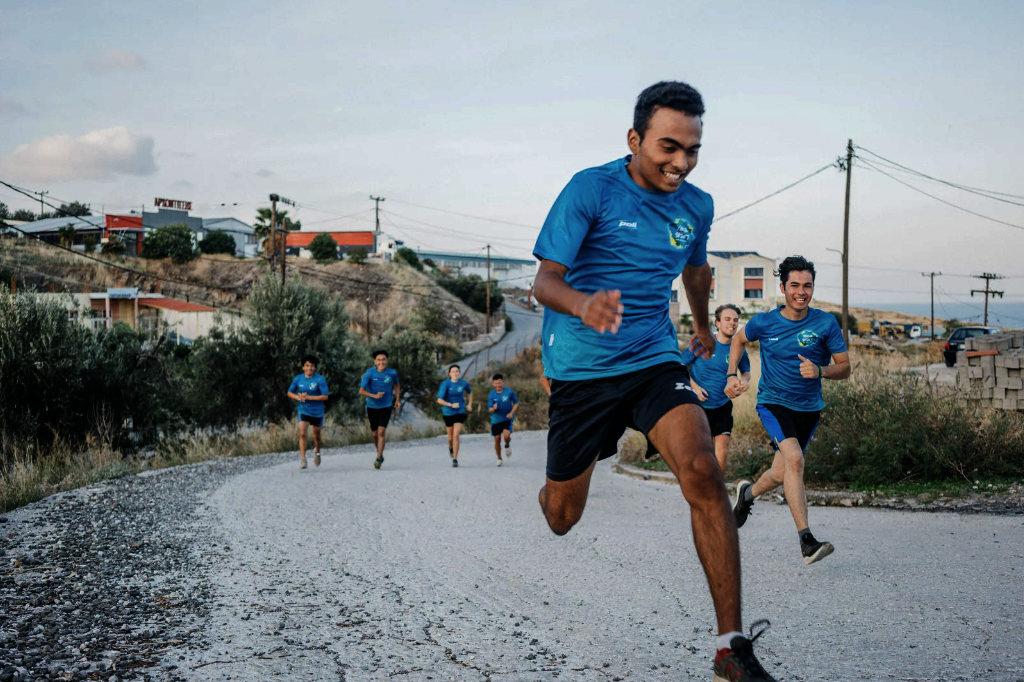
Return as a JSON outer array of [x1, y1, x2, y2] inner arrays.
[[370, 196, 385, 254], [365, 294, 371, 342], [485, 244, 491, 334], [269, 194, 278, 270], [971, 273, 1004, 326], [37, 190, 49, 217], [841, 139, 853, 345], [277, 195, 296, 285], [922, 272, 941, 338]]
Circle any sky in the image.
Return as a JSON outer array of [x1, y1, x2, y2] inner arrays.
[[2, 0, 1023, 312]]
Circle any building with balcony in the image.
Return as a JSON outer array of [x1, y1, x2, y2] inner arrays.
[[672, 251, 779, 323]]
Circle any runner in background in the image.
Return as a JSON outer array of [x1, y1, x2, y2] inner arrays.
[[437, 365, 472, 467], [359, 350, 400, 470], [488, 373, 519, 466], [286, 355, 329, 469]]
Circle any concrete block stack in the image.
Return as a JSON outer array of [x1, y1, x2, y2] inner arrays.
[[956, 331, 1024, 410]]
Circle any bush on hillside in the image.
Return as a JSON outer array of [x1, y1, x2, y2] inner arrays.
[[347, 246, 368, 265], [829, 311, 858, 333], [308, 233, 339, 261], [142, 224, 198, 264], [436, 274, 502, 315], [199, 229, 237, 256], [370, 328, 439, 410], [396, 247, 423, 271]]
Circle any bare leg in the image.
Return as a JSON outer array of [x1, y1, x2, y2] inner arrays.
[[312, 425, 322, 453], [452, 423, 463, 458], [538, 456, 599, 536], [376, 427, 387, 458], [749, 438, 808, 530], [649, 404, 742, 635], [298, 421, 308, 459], [494, 434, 502, 458], [446, 426, 454, 455], [372, 428, 380, 452], [503, 430, 511, 448], [713, 434, 731, 472]]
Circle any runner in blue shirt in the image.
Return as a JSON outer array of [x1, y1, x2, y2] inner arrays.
[[436, 364, 472, 467], [532, 81, 775, 681], [727, 256, 851, 566], [487, 373, 519, 467], [681, 303, 751, 472], [286, 354, 330, 469], [359, 349, 401, 470]]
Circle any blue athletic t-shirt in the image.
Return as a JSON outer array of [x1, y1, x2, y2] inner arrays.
[[534, 156, 713, 381], [743, 307, 847, 412], [488, 388, 519, 424], [360, 367, 399, 409], [288, 372, 329, 418], [437, 379, 471, 416], [681, 338, 751, 409]]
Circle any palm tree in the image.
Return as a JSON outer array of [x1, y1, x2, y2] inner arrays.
[[253, 207, 302, 240]]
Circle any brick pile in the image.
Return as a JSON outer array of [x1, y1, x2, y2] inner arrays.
[[956, 331, 1024, 410]]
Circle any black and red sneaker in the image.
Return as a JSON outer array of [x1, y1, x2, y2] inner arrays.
[[713, 620, 778, 682]]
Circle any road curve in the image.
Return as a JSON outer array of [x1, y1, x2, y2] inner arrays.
[[177, 431, 1024, 681]]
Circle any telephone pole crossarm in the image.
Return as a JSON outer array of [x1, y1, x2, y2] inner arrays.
[[970, 273, 1005, 326]]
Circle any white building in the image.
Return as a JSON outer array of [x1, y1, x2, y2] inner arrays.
[[417, 250, 537, 288], [672, 251, 778, 322]]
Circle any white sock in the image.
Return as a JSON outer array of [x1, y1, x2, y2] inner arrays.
[[717, 631, 745, 650]]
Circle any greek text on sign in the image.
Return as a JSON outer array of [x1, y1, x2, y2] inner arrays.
[[154, 197, 192, 211]]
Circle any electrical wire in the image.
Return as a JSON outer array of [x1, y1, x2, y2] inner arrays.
[[713, 162, 839, 223], [387, 198, 543, 230]]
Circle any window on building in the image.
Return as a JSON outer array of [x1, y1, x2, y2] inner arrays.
[[744, 267, 764, 277], [709, 266, 716, 299], [744, 288, 764, 299], [670, 290, 679, 303]]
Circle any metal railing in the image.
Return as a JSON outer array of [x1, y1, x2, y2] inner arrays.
[[459, 330, 543, 379]]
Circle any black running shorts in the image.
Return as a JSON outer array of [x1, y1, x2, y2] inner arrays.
[[298, 412, 323, 427], [443, 413, 467, 427], [367, 407, 392, 431], [490, 420, 512, 436], [702, 401, 734, 438], [756, 403, 820, 454], [546, 362, 702, 482]]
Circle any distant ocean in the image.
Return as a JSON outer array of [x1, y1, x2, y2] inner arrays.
[[856, 301, 1024, 331]]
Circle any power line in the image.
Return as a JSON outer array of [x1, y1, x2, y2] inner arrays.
[[855, 158, 1024, 232], [382, 209, 536, 248], [713, 162, 839, 223], [388, 198, 543, 230]]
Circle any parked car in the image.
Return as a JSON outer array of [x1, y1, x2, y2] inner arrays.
[[943, 326, 1001, 367]]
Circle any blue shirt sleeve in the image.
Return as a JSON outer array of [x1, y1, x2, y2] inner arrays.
[[317, 376, 329, 396], [824, 315, 848, 354], [464, 382, 472, 394], [510, 390, 519, 405], [360, 370, 370, 390], [391, 369, 400, 385], [437, 381, 447, 399], [288, 376, 300, 393], [680, 347, 697, 366], [739, 350, 751, 374], [743, 315, 762, 342], [685, 192, 713, 267], [533, 173, 601, 269]]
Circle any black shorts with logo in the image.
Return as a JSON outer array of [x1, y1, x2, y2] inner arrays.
[[366, 407, 393, 431], [298, 412, 323, 427], [702, 401, 734, 438], [546, 362, 702, 482], [443, 413, 467, 427], [491, 420, 512, 436], [756, 403, 821, 454]]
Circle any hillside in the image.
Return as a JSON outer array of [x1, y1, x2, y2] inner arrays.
[[0, 237, 489, 339]]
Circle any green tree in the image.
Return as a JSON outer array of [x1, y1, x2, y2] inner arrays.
[[57, 223, 76, 248], [944, 318, 967, 333], [12, 209, 36, 222], [372, 328, 439, 410], [436, 274, 503, 315], [253, 207, 301, 240], [101, 237, 126, 255], [83, 235, 98, 253], [56, 201, 92, 217], [0, 202, 9, 220], [142, 224, 198, 264], [347, 246, 368, 265], [308, 232, 339, 261], [199, 229, 237, 256], [416, 301, 447, 335], [397, 247, 423, 271], [829, 311, 858, 333]]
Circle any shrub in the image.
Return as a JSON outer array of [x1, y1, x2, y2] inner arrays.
[[142, 224, 198, 264], [370, 328, 439, 410], [829, 311, 858, 333], [83, 235, 98, 253], [436, 274, 502, 315], [504, 314, 514, 332], [101, 238, 126, 255], [347, 246, 368, 265], [57, 224, 76, 248], [308, 232, 339, 261], [199, 229, 237, 256], [417, 302, 447, 335], [397, 247, 423, 271]]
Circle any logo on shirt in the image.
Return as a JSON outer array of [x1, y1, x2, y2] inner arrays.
[[797, 330, 820, 347], [667, 218, 695, 249], [383, 377, 391, 383], [618, 220, 638, 228]]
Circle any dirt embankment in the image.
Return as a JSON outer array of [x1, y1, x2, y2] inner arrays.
[[1, 239, 486, 339]]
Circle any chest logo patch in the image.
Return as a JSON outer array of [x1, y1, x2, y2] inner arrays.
[[797, 330, 820, 347], [668, 218, 695, 249]]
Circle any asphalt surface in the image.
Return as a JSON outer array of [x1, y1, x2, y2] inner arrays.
[[458, 304, 542, 378], [170, 431, 1023, 682]]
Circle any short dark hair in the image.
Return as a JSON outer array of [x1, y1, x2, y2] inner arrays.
[[633, 81, 705, 141], [302, 354, 319, 368], [714, 303, 742, 322], [775, 255, 816, 284], [448, 364, 461, 375], [372, 349, 388, 359], [492, 373, 504, 381]]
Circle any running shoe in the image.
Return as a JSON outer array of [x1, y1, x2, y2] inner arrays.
[[452, 458, 459, 468], [314, 452, 321, 467], [449, 445, 454, 456], [300, 457, 307, 469], [505, 445, 511, 459], [801, 533, 835, 565], [713, 620, 777, 682], [496, 458, 503, 467], [733, 481, 753, 528], [374, 456, 383, 470]]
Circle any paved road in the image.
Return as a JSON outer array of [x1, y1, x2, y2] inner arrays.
[[182, 432, 1024, 681], [458, 304, 542, 378], [908, 362, 958, 386]]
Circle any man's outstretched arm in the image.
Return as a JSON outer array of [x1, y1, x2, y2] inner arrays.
[[681, 262, 715, 359], [533, 259, 622, 334]]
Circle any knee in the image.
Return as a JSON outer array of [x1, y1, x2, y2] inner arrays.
[[783, 451, 805, 472], [538, 486, 583, 536], [680, 446, 723, 486]]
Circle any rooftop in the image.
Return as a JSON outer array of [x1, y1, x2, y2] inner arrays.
[[707, 251, 773, 260], [417, 250, 535, 266]]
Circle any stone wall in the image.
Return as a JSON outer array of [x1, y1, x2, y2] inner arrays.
[[956, 331, 1024, 410]]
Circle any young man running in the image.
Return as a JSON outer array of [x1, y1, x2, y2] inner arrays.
[[359, 350, 400, 470], [682, 303, 751, 472], [533, 81, 777, 681], [286, 354, 329, 469], [437, 364, 472, 467], [727, 256, 851, 565], [487, 373, 519, 466]]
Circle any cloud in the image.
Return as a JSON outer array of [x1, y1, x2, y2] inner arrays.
[[86, 48, 147, 71], [0, 97, 29, 119], [172, 180, 194, 189], [0, 126, 158, 181], [255, 168, 273, 178]]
